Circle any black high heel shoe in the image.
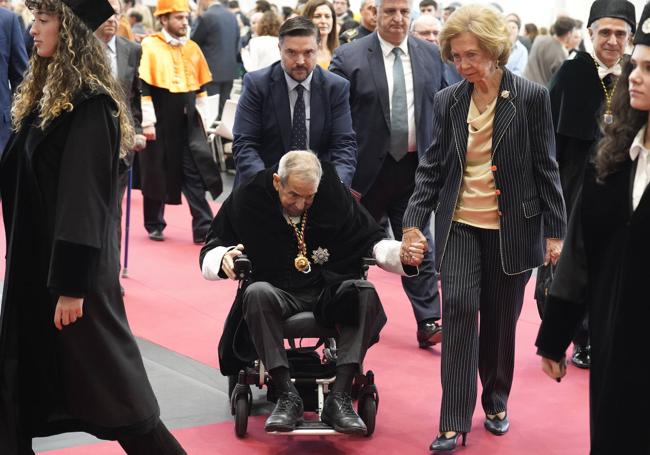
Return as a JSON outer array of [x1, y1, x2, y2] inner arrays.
[[429, 432, 467, 452], [484, 413, 509, 435]]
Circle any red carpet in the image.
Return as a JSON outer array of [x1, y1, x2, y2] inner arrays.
[[1, 193, 590, 454]]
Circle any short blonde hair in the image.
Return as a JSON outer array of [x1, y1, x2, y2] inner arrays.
[[439, 4, 511, 67]]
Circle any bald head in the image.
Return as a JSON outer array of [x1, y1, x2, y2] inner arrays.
[[411, 13, 441, 45]]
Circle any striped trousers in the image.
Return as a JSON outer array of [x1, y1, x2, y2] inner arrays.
[[439, 222, 531, 433]]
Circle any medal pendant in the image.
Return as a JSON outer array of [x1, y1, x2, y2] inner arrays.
[[294, 255, 310, 273], [603, 113, 613, 125]]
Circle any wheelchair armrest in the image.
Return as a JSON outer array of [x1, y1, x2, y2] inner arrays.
[[362, 257, 376, 267]]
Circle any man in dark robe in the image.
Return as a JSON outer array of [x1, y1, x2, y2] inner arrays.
[[339, 0, 375, 45], [138, 0, 222, 244], [546, 0, 636, 369], [200, 151, 420, 435]]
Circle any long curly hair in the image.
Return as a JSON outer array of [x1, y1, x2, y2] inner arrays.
[[595, 60, 647, 180], [12, 0, 133, 157]]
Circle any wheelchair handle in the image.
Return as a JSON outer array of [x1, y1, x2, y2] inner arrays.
[[233, 254, 252, 281]]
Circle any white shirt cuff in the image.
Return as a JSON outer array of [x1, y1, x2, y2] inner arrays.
[[201, 246, 233, 280], [373, 239, 418, 277]]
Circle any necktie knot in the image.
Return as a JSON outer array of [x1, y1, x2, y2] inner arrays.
[[392, 47, 402, 58], [296, 84, 304, 95]]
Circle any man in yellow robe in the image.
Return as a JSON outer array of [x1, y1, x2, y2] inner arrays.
[[138, 0, 222, 244]]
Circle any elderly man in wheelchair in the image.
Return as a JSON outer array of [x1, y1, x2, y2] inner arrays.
[[200, 151, 424, 436]]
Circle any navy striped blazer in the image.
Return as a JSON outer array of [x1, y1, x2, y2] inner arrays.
[[403, 69, 566, 275]]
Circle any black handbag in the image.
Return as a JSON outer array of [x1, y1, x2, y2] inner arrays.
[[534, 264, 555, 319]]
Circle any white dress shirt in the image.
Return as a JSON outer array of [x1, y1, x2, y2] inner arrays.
[[377, 34, 416, 152], [284, 71, 313, 147], [106, 35, 118, 78], [630, 126, 650, 211]]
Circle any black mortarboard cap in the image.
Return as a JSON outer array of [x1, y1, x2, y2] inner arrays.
[[634, 2, 650, 46], [588, 0, 636, 34], [62, 0, 115, 31]]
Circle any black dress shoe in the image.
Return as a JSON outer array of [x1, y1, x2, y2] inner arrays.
[[571, 344, 590, 369], [321, 391, 367, 435], [264, 392, 304, 432], [417, 321, 443, 348], [484, 413, 509, 435], [429, 432, 467, 452], [148, 229, 165, 241]]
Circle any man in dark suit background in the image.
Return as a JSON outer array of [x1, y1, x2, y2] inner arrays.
[[191, 0, 240, 117], [0, 6, 28, 153], [232, 16, 356, 187], [95, 0, 145, 292], [330, 0, 446, 348]]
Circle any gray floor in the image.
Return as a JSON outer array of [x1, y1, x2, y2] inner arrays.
[[31, 336, 272, 451]]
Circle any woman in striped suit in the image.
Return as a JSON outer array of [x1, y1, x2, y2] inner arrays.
[[400, 5, 566, 452]]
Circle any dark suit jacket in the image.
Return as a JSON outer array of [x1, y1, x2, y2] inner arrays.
[[115, 36, 142, 134], [114, 36, 142, 170], [403, 69, 567, 274], [191, 3, 239, 83], [330, 32, 446, 195], [0, 8, 28, 153], [232, 62, 357, 186]]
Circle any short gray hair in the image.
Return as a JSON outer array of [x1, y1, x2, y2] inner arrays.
[[410, 13, 441, 31], [277, 150, 323, 186]]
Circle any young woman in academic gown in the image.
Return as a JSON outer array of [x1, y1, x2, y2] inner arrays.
[[0, 0, 184, 453], [536, 9, 650, 453]]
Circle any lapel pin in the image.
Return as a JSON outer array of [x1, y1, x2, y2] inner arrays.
[[500, 90, 510, 99]]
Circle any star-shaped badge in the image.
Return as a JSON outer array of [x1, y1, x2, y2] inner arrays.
[[311, 247, 330, 265]]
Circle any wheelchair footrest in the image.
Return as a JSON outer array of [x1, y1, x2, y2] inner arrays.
[[268, 419, 342, 436]]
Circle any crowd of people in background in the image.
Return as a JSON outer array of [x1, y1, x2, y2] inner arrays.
[[0, 0, 608, 91], [1, 0, 648, 453]]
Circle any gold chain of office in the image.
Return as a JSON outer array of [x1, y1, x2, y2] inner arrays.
[[287, 211, 311, 273], [592, 56, 617, 125]]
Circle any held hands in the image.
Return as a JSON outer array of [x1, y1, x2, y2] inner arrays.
[[400, 228, 429, 266], [544, 238, 563, 266], [143, 125, 156, 141], [541, 356, 567, 382], [54, 296, 84, 331], [221, 244, 245, 280]]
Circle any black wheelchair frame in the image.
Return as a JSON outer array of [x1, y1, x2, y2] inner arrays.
[[228, 255, 380, 438]]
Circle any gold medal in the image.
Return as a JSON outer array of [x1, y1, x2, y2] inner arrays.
[[294, 255, 310, 272], [287, 211, 311, 274]]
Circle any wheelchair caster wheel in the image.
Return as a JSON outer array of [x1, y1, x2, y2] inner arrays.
[[234, 393, 250, 438], [358, 396, 377, 437]]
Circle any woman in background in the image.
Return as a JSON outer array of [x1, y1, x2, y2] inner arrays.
[[241, 10, 281, 72], [303, 0, 338, 69]]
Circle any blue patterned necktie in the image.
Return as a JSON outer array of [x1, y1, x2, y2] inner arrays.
[[390, 47, 408, 161], [290, 84, 307, 150]]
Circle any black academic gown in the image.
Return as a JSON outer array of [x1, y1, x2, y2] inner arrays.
[[199, 163, 387, 375], [0, 90, 159, 453], [536, 161, 650, 454], [548, 51, 622, 213], [137, 83, 222, 204]]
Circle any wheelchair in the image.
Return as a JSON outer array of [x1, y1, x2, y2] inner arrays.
[[228, 255, 380, 438]]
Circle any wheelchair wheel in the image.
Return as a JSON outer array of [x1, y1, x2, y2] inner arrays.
[[234, 393, 250, 438], [358, 396, 377, 437]]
